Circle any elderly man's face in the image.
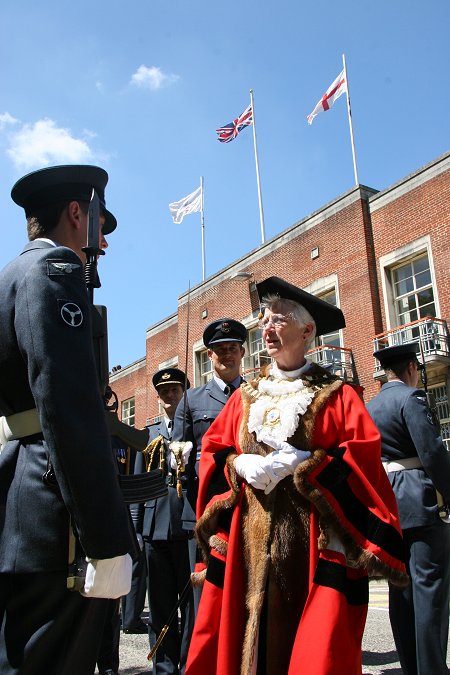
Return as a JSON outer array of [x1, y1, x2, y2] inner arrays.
[[261, 302, 314, 370]]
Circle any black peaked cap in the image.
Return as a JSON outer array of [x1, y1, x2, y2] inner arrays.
[[373, 342, 419, 366], [256, 276, 345, 336], [11, 164, 117, 235], [152, 368, 190, 390], [203, 318, 247, 347]]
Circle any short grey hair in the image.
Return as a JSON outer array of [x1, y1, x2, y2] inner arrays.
[[261, 294, 317, 349]]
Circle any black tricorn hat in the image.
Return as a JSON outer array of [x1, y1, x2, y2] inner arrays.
[[152, 368, 190, 390], [11, 164, 117, 235], [373, 342, 419, 366], [256, 276, 345, 336], [203, 318, 247, 347]]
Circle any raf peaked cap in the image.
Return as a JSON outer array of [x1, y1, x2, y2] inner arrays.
[[203, 318, 247, 347], [11, 164, 117, 235], [256, 276, 346, 337], [152, 368, 190, 390], [373, 342, 419, 366]]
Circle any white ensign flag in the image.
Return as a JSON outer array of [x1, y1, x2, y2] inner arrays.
[[169, 186, 202, 224]]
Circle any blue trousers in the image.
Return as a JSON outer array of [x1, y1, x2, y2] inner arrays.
[[389, 519, 450, 675]]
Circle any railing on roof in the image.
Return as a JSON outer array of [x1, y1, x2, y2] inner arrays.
[[373, 317, 450, 373]]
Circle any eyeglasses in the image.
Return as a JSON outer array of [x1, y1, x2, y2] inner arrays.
[[258, 313, 293, 330]]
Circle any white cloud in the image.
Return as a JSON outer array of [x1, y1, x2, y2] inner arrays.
[[6, 118, 94, 170], [130, 65, 179, 90], [0, 112, 18, 130]]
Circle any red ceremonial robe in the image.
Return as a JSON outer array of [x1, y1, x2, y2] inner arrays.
[[186, 368, 407, 675]]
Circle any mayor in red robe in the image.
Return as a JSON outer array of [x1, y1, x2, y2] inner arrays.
[[184, 277, 408, 675]]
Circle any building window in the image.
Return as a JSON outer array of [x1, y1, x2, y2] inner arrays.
[[243, 326, 271, 375], [314, 289, 342, 352], [391, 253, 436, 327], [198, 349, 214, 385], [121, 397, 135, 426]]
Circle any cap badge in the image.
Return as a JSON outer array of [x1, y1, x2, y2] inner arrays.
[[162, 372, 171, 380], [221, 322, 231, 333]]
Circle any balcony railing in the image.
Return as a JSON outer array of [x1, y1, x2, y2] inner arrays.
[[243, 346, 358, 383], [373, 317, 450, 373], [307, 345, 358, 383]]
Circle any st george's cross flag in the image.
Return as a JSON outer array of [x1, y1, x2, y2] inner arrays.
[[169, 185, 202, 224], [216, 103, 253, 142], [307, 69, 347, 125]]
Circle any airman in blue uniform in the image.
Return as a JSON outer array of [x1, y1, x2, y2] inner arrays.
[[134, 368, 194, 675], [171, 319, 247, 609], [0, 165, 134, 674], [367, 343, 450, 675]]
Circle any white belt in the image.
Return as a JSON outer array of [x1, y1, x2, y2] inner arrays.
[[0, 408, 42, 449], [382, 457, 423, 473]]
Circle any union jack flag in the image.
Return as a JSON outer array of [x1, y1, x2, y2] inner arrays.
[[216, 103, 253, 143]]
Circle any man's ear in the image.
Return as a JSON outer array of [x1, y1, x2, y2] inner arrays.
[[66, 201, 84, 229]]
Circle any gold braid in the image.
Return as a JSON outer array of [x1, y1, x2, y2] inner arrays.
[[142, 435, 165, 473]]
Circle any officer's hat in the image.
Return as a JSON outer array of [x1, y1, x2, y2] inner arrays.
[[256, 276, 346, 337], [373, 342, 420, 367], [11, 164, 117, 235], [152, 368, 190, 390], [203, 318, 247, 348]]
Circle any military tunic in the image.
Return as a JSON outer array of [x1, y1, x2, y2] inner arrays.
[[0, 240, 133, 674]]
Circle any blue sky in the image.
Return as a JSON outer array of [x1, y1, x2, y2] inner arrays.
[[1, 1, 449, 369]]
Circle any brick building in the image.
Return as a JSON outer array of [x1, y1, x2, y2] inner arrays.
[[110, 150, 450, 445]]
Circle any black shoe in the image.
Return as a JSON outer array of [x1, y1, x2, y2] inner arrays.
[[123, 621, 148, 634]]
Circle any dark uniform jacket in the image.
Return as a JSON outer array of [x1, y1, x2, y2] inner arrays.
[[133, 419, 187, 540], [367, 380, 450, 529], [0, 240, 133, 572], [172, 377, 243, 531]]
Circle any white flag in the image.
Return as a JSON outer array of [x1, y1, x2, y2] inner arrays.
[[169, 186, 202, 224], [307, 69, 347, 125]]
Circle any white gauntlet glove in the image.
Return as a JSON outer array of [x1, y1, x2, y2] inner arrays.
[[81, 553, 132, 599], [169, 441, 193, 470], [234, 454, 271, 491]]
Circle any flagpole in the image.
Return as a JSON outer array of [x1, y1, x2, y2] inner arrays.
[[249, 89, 266, 244], [200, 176, 205, 281], [342, 54, 359, 186]]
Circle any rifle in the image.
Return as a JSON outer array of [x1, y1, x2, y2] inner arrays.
[[67, 191, 167, 591], [418, 340, 449, 523], [147, 283, 193, 661]]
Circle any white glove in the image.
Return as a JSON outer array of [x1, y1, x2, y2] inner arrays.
[[234, 454, 271, 491], [169, 441, 193, 470], [81, 553, 132, 599], [261, 449, 311, 494], [258, 431, 311, 462]]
